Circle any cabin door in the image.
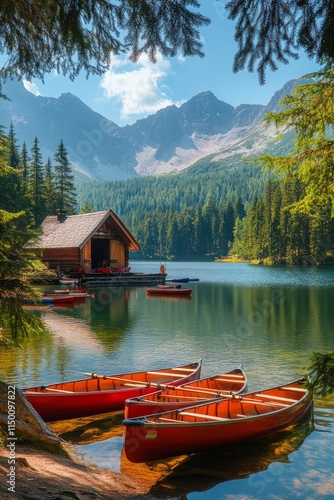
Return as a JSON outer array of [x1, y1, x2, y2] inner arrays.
[[91, 238, 110, 269]]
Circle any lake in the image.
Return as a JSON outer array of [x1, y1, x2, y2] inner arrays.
[[1, 261, 334, 499]]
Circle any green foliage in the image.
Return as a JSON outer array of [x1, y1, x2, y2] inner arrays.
[[0, 125, 77, 342], [226, 1, 334, 84], [0, 207, 45, 344], [232, 69, 334, 264], [258, 68, 334, 215], [1, 1, 333, 89], [0, 1, 209, 82], [305, 352, 334, 396]]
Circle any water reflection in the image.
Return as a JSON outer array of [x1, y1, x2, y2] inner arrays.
[[50, 405, 316, 499], [1, 262, 334, 498], [148, 410, 314, 498]]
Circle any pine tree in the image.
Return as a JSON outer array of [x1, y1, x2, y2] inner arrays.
[[53, 140, 77, 214], [28, 137, 47, 226], [263, 180, 282, 262], [219, 202, 235, 257], [202, 195, 215, 255], [0, 124, 23, 213], [44, 158, 58, 215], [8, 122, 20, 169], [20, 141, 30, 183], [0, 135, 45, 344], [243, 197, 265, 260]]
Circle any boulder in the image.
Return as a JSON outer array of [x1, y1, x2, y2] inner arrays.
[[0, 381, 64, 453]]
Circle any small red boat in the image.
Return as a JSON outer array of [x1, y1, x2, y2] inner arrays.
[[23, 360, 202, 422], [123, 378, 312, 463], [41, 295, 75, 304], [146, 287, 192, 296], [125, 365, 247, 418]]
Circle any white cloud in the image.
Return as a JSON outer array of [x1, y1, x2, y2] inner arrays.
[[100, 53, 180, 119], [23, 80, 42, 96]]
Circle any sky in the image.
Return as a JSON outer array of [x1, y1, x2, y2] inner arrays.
[[21, 2, 320, 127]]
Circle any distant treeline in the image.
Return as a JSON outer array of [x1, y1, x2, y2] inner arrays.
[[77, 166, 334, 264], [76, 164, 267, 259], [232, 178, 334, 264]]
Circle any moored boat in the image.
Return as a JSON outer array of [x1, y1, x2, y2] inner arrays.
[[125, 365, 247, 418], [41, 295, 75, 304], [166, 278, 200, 283], [58, 277, 79, 284], [123, 378, 312, 463], [146, 287, 192, 296], [24, 295, 76, 305], [23, 360, 202, 422], [157, 284, 181, 289], [44, 291, 93, 299]]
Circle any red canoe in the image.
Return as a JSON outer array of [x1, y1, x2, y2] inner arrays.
[[123, 378, 312, 463], [124, 365, 247, 418], [23, 360, 202, 422], [146, 287, 192, 296]]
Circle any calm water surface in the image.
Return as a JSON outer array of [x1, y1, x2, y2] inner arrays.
[[1, 261, 334, 499]]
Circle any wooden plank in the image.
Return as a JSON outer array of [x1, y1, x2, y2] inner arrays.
[[147, 371, 186, 378], [171, 367, 198, 372], [241, 399, 289, 408], [153, 394, 217, 400], [179, 411, 230, 421], [255, 393, 297, 403], [214, 377, 245, 383], [280, 386, 307, 393]]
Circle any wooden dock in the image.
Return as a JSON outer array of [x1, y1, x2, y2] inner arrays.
[[81, 272, 166, 287]]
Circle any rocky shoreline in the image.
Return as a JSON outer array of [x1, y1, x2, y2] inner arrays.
[[0, 381, 159, 500]]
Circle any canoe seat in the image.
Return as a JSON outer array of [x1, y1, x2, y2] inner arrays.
[[241, 398, 290, 408], [159, 417, 183, 423], [215, 377, 245, 383], [171, 367, 197, 372], [280, 386, 307, 393], [147, 371, 184, 378], [180, 411, 230, 421], [41, 388, 74, 393], [255, 393, 297, 403]]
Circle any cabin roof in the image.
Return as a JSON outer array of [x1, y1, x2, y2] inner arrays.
[[31, 210, 141, 250]]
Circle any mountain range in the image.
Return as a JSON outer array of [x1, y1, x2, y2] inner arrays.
[[0, 79, 298, 181]]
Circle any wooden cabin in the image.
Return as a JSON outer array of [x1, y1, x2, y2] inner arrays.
[[31, 209, 141, 272]]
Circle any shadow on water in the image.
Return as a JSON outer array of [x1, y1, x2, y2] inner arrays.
[[50, 411, 125, 445]]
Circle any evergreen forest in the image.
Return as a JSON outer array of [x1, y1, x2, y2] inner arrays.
[[76, 169, 334, 264], [2, 117, 334, 265]]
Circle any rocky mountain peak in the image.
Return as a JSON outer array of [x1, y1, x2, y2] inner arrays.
[[0, 78, 300, 180]]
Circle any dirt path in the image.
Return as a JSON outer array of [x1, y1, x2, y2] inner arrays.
[[0, 444, 158, 500]]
